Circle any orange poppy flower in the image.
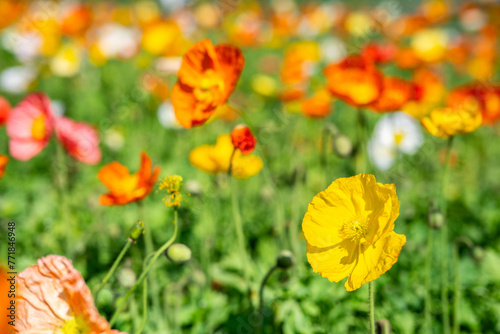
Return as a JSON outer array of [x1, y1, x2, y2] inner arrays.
[[17, 255, 124, 333], [0, 154, 8, 179], [301, 89, 333, 118], [0, 0, 26, 30], [98, 152, 160, 205], [361, 43, 396, 64], [1, 265, 14, 334], [324, 55, 384, 107], [369, 77, 415, 112], [60, 5, 93, 37], [394, 47, 422, 69], [172, 39, 245, 128], [447, 84, 500, 125], [403, 68, 445, 119]]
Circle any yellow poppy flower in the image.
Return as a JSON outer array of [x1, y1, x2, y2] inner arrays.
[[302, 174, 406, 291], [421, 103, 482, 139], [189, 134, 263, 179]]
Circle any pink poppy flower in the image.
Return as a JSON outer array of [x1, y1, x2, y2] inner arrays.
[[17, 255, 125, 334], [6, 93, 54, 161], [55, 117, 101, 165]]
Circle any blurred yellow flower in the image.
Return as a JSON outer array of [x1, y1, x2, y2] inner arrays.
[[141, 20, 183, 56], [50, 43, 81, 77], [411, 28, 448, 63], [421, 103, 482, 139], [189, 134, 263, 179], [302, 174, 406, 291]]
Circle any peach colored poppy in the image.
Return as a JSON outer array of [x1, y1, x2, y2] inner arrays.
[[98, 152, 160, 205], [6, 93, 54, 161], [369, 77, 415, 112], [0, 154, 8, 179], [0, 95, 10, 126], [231, 125, 256, 155], [447, 84, 500, 125], [172, 39, 245, 128], [324, 55, 384, 107], [301, 89, 333, 118], [17, 255, 125, 334], [55, 117, 102, 165]]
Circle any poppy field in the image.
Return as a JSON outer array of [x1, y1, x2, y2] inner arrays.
[[1, 1, 500, 333]]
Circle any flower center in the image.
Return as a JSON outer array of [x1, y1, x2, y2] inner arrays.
[[339, 217, 368, 243], [31, 115, 47, 141], [394, 132, 404, 146], [193, 69, 225, 102], [59, 317, 90, 334]]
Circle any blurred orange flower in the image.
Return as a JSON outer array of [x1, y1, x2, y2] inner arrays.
[[403, 68, 445, 119], [98, 152, 160, 205], [0, 154, 8, 179], [0, 95, 10, 126], [301, 89, 332, 118], [324, 55, 383, 107], [17, 255, 124, 334], [0, 266, 14, 334], [231, 125, 257, 155], [60, 5, 93, 37], [421, 104, 482, 139], [361, 43, 396, 64], [447, 84, 500, 124], [172, 39, 245, 128], [0, 0, 26, 30], [369, 77, 415, 112]]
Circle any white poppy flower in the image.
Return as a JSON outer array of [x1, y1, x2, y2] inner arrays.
[[368, 112, 423, 170]]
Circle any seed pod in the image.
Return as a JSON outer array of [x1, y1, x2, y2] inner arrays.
[[276, 250, 295, 269], [165, 243, 192, 264]]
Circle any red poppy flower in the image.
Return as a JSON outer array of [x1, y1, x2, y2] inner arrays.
[[231, 125, 257, 155]]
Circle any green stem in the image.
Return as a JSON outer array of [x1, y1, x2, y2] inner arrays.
[[356, 109, 368, 174], [369, 281, 375, 334], [440, 136, 454, 334], [110, 209, 179, 327], [94, 239, 133, 297], [424, 226, 433, 334], [135, 280, 148, 334], [230, 176, 251, 298], [452, 242, 459, 334], [257, 265, 277, 334]]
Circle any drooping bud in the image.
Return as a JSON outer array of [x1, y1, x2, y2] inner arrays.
[[376, 319, 392, 334], [471, 246, 485, 263], [276, 250, 295, 269], [165, 243, 192, 264], [231, 125, 257, 155], [129, 221, 145, 241]]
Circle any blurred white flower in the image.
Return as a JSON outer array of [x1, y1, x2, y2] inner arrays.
[[0, 66, 37, 94], [155, 57, 182, 74], [320, 37, 347, 63], [2, 30, 42, 63], [368, 112, 423, 171], [103, 128, 125, 151], [157, 101, 180, 129], [96, 24, 140, 59]]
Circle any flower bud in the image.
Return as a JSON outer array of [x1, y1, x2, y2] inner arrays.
[[276, 250, 295, 269], [129, 221, 145, 241], [427, 209, 445, 230], [427, 200, 445, 229], [333, 134, 353, 158], [231, 125, 257, 155], [471, 246, 485, 263], [376, 318, 392, 334], [165, 243, 192, 264]]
